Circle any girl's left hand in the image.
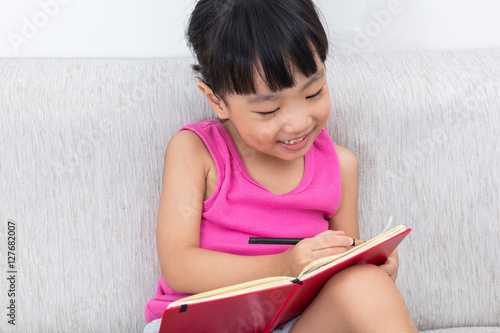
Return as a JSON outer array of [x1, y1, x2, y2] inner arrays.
[[378, 249, 399, 282]]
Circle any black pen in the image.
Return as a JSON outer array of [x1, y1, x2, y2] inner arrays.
[[248, 237, 304, 245], [248, 237, 363, 246]]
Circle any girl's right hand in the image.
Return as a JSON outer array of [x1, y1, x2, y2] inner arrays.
[[279, 230, 353, 277]]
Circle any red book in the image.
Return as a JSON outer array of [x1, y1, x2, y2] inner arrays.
[[159, 225, 411, 333]]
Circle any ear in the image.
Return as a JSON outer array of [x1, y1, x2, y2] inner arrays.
[[197, 81, 230, 120]]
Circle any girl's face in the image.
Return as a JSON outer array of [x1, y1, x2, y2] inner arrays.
[[219, 61, 331, 163]]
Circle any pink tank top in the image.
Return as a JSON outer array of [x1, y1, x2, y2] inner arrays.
[[145, 119, 341, 323]]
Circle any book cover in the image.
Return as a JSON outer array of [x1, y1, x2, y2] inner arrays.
[[159, 226, 411, 333]]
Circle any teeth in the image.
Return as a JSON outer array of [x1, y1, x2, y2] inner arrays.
[[282, 136, 306, 145]]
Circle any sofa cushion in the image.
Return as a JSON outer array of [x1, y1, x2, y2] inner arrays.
[[421, 328, 500, 333]]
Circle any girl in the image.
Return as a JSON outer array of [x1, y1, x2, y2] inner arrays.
[[145, 0, 418, 332]]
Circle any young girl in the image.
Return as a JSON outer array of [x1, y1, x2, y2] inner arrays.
[[145, 0, 417, 332]]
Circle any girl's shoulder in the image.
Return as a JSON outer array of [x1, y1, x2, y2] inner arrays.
[[168, 128, 206, 149], [165, 129, 214, 174], [333, 144, 358, 174], [166, 128, 219, 200]]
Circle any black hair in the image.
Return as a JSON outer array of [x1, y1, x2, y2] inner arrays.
[[186, 0, 328, 96]]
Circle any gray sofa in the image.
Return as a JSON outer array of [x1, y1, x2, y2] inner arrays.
[[1, 50, 499, 332]]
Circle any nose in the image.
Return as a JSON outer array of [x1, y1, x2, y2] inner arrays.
[[281, 108, 312, 134]]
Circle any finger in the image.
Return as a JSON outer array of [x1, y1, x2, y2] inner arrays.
[[315, 230, 345, 237], [310, 246, 349, 259], [312, 234, 353, 250]]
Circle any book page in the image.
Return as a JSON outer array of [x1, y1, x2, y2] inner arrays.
[[298, 225, 407, 278], [167, 275, 294, 308]]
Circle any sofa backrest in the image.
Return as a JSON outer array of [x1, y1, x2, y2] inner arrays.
[[0, 50, 499, 332]]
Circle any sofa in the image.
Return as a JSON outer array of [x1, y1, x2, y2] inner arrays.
[[1, 50, 499, 332]]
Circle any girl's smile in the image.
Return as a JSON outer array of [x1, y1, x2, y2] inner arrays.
[[278, 133, 310, 151]]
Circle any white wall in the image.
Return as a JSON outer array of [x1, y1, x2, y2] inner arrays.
[[1, 0, 499, 58]]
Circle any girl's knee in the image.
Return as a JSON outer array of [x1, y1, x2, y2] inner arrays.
[[323, 264, 391, 298]]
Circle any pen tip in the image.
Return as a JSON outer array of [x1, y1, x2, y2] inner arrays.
[[353, 239, 364, 246]]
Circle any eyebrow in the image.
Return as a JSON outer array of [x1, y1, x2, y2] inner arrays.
[[246, 68, 326, 104]]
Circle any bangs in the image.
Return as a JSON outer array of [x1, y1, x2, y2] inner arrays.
[[188, 0, 328, 96]]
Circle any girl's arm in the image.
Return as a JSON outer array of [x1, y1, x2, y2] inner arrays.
[[328, 144, 360, 238], [156, 131, 352, 294], [330, 144, 399, 281]]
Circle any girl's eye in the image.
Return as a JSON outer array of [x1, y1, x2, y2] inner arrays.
[[306, 87, 323, 99], [257, 108, 279, 116]]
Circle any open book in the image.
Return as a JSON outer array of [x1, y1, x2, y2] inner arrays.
[[159, 225, 411, 333]]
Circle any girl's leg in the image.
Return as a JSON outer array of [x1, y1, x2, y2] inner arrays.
[[290, 264, 418, 333]]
